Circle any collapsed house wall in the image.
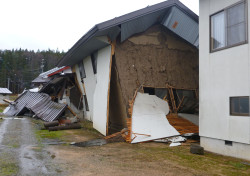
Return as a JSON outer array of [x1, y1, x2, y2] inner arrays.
[[115, 24, 199, 111]]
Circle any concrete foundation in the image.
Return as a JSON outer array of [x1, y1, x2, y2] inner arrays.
[[200, 137, 250, 161]]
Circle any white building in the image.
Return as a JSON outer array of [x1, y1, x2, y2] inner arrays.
[[199, 0, 250, 160], [0, 88, 12, 104]]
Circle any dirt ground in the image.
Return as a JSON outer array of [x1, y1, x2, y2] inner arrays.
[[44, 120, 250, 176], [0, 117, 250, 176]]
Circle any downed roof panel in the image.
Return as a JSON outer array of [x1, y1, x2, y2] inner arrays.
[[130, 93, 179, 143], [4, 91, 67, 122], [31, 99, 67, 122]]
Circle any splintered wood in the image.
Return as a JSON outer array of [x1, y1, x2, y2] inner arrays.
[[166, 113, 199, 134]]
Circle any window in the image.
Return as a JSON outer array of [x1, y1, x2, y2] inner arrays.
[[78, 62, 86, 79], [91, 51, 98, 74], [230, 96, 249, 116], [211, 1, 247, 51]]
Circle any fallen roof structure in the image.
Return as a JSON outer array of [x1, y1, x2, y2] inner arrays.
[[4, 91, 67, 122]]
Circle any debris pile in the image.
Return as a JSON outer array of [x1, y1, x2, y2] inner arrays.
[[4, 91, 67, 122], [44, 119, 81, 131], [123, 85, 199, 147]]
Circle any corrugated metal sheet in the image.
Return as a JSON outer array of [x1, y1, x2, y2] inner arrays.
[[4, 91, 67, 122], [32, 66, 70, 83], [0, 88, 12, 94], [162, 6, 199, 47], [31, 99, 67, 122]]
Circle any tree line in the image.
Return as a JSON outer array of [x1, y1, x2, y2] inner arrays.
[[0, 49, 65, 94]]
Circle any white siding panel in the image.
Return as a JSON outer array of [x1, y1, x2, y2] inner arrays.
[[93, 46, 112, 136], [83, 56, 97, 121], [131, 93, 179, 143]]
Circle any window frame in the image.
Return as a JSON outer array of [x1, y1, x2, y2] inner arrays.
[[210, 0, 248, 53], [230, 96, 250, 116]]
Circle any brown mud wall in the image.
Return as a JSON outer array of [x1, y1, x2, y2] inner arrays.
[[114, 24, 198, 109], [108, 56, 127, 134]]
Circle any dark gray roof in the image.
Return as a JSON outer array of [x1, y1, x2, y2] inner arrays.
[[4, 91, 67, 122], [57, 0, 198, 67]]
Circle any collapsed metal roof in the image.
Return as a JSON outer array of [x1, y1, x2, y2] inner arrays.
[[32, 66, 71, 83], [57, 0, 198, 67], [4, 91, 67, 122], [0, 88, 12, 94]]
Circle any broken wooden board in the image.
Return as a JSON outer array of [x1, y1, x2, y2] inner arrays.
[[131, 93, 179, 143], [166, 113, 199, 135]]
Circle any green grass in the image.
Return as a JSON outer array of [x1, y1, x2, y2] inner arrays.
[[129, 144, 250, 176], [0, 153, 18, 176], [0, 105, 7, 113], [35, 129, 64, 142]]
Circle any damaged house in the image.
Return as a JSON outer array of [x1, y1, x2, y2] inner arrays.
[[56, 0, 199, 141], [3, 66, 82, 123]]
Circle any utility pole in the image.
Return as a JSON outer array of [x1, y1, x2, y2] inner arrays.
[[41, 59, 45, 73], [7, 77, 10, 89]]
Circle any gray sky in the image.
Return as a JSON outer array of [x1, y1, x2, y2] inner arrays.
[[0, 0, 198, 52]]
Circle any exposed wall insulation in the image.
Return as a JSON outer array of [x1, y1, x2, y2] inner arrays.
[[93, 45, 112, 136], [115, 24, 199, 108], [131, 92, 179, 143], [83, 56, 97, 121]]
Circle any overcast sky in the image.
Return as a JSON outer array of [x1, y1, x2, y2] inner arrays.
[[0, 0, 198, 52]]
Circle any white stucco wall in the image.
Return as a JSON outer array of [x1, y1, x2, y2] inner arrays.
[[83, 56, 97, 121], [93, 45, 112, 136], [199, 0, 250, 148]]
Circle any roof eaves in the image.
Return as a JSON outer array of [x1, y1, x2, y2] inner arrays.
[[57, 0, 198, 67]]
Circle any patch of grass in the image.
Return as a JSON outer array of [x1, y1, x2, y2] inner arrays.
[[126, 143, 250, 175], [9, 95, 18, 101], [0, 153, 18, 176], [0, 162, 18, 176], [35, 129, 64, 142], [10, 143, 20, 149], [80, 120, 100, 133], [0, 105, 7, 113]]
